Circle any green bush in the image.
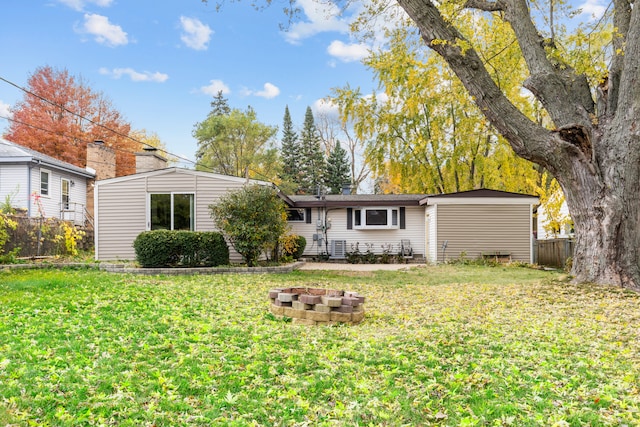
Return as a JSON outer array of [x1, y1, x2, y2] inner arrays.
[[209, 185, 287, 267], [281, 234, 307, 260], [133, 230, 229, 268]]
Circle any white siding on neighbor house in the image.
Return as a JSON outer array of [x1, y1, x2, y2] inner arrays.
[[0, 164, 30, 210], [30, 165, 88, 223], [291, 206, 426, 257], [435, 204, 533, 262], [95, 169, 266, 261]]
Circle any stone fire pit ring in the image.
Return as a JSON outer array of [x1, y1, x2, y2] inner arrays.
[[268, 287, 365, 325]]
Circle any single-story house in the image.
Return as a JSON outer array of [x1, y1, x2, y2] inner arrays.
[[94, 165, 538, 263], [284, 189, 538, 263], [0, 138, 95, 225]]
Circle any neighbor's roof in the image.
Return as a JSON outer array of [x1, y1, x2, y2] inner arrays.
[[0, 138, 95, 178]]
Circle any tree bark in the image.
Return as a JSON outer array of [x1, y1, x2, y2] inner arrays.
[[396, 0, 640, 290]]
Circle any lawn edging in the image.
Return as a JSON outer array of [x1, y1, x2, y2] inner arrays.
[[1, 261, 305, 275]]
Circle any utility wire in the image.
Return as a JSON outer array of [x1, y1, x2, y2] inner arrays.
[[0, 75, 194, 165], [0, 76, 276, 182]]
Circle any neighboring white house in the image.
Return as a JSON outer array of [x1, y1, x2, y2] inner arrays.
[[536, 199, 573, 240], [0, 138, 95, 225]]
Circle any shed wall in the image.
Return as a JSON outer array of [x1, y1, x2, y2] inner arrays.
[[435, 204, 532, 262]]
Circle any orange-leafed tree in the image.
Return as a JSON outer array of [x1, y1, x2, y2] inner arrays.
[[5, 66, 138, 176]]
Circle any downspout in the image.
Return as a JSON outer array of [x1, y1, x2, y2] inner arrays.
[[27, 162, 33, 217]]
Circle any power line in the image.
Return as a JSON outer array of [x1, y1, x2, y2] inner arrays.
[[0, 74, 195, 166], [0, 76, 274, 180]]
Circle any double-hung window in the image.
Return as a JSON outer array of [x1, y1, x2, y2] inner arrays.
[[40, 170, 50, 196], [149, 193, 194, 231]]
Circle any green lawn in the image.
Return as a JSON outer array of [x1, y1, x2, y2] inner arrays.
[[1, 265, 639, 426]]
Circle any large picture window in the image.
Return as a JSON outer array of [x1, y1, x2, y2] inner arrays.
[[353, 208, 399, 229], [150, 193, 194, 230]]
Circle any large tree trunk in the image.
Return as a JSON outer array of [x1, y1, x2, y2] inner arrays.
[[396, 0, 640, 289]]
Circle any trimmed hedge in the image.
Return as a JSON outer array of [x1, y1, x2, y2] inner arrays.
[[133, 230, 229, 268]]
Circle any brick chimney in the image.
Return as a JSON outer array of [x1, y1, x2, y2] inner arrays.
[[86, 140, 117, 221], [135, 147, 168, 173]]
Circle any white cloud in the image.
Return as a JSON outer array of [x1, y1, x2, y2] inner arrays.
[[58, 0, 113, 11], [99, 67, 168, 83], [179, 16, 213, 51], [200, 79, 230, 96], [577, 0, 607, 19], [312, 98, 339, 117], [79, 13, 128, 47], [0, 100, 12, 119], [327, 40, 369, 62], [255, 83, 281, 99], [283, 0, 350, 44]]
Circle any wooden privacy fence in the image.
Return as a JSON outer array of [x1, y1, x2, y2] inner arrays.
[[534, 238, 574, 268]]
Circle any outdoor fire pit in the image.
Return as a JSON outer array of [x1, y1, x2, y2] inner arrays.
[[268, 286, 366, 325]]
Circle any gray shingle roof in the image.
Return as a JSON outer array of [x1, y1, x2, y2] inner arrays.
[[0, 138, 95, 178]]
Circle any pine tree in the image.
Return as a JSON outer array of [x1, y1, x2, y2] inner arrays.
[[298, 106, 326, 195], [325, 141, 351, 194], [278, 105, 300, 192], [209, 91, 230, 117]]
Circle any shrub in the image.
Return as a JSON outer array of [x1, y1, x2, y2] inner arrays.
[[133, 230, 229, 268], [209, 185, 287, 267], [281, 234, 306, 260]]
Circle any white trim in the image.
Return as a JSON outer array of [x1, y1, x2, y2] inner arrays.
[[353, 207, 400, 230], [147, 191, 196, 231]]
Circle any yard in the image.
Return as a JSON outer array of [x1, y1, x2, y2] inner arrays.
[[0, 265, 639, 426]]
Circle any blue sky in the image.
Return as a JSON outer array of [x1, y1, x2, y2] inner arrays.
[[0, 0, 606, 167], [0, 0, 376, 165]]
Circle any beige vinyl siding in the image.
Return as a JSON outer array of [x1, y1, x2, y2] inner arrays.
[[95, 178, 147, 260], [311, 206, 426, 257], [95, 169, 263, 261], [436, 204, 532, 262], [288, 208, 320, 255]]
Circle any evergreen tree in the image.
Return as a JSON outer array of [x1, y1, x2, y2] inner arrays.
[[298, 106, 326, 195], [324, 141, 351, 194], [278, 105, 300, 193], [209, 91, 230, 117]]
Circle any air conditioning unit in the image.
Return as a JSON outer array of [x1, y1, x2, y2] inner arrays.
[[330, 240, 347, 259]]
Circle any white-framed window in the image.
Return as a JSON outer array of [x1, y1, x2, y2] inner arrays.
[[40, 169, 50, 196], [149, 193, 195, 231], [353, 208, 399, 229], [287, 208, 305, 222], [61, 178, 70, 210]]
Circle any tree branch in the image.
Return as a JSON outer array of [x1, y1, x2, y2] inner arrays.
[[396, 0, 551, 165], [501, 0, 594, 127], [464, 0, 504, 12]]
